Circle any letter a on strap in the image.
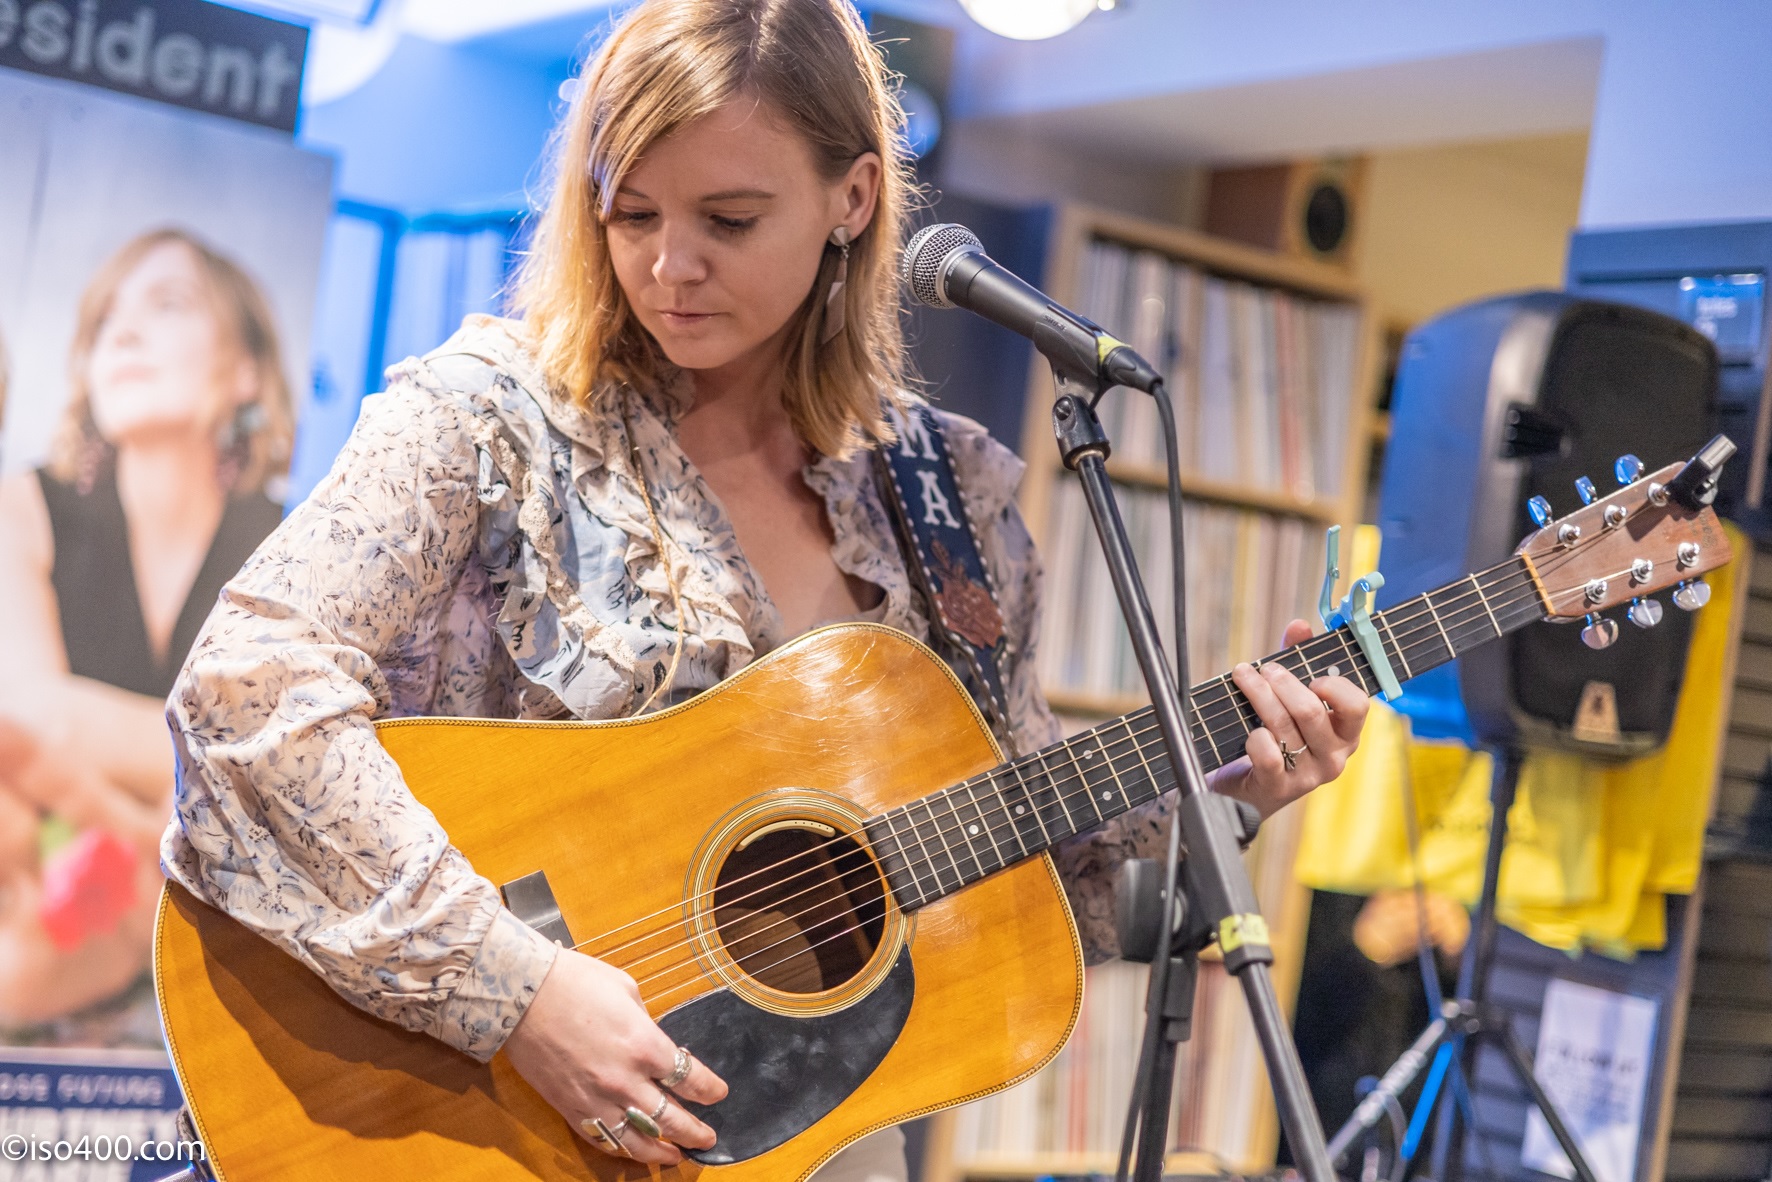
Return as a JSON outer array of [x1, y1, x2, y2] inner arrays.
[[875, 403, 1016, 750]]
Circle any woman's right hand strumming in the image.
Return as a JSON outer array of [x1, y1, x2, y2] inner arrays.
[[502, 949, 730, 1166]]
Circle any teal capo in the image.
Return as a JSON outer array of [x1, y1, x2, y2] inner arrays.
[[1316, 525, 1403, 702]]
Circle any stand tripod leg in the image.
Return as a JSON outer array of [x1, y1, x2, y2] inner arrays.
[[1493, 1016, 1601, 1182], [1133, 952, 1197, 1182], [1055, 396, 1335, 1182], [1431, 748, 1524, 1182], [1135, 1036, 1181, 1182], [1329, 1016, 1450, 1162]]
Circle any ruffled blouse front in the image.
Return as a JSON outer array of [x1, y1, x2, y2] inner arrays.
[[161, 314, 1166, 1063]]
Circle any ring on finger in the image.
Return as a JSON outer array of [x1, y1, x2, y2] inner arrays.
[[585, 1116, 629, 1156], [658, 1046, 693, 1090], [1280, 740, 1309, 772], [625, 1102, 664, 1140]]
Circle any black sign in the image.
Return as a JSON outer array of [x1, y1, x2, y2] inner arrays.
[[0, 0, 307, 133]]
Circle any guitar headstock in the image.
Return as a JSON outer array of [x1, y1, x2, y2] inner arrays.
[[1517, 437, 1736, 647]]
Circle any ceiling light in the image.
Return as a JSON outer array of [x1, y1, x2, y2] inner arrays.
[[958, 0, 1099, 40], [301, 0, 403, 104]]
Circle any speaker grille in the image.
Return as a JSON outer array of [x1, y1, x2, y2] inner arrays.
[[902, 222, 983, 309]]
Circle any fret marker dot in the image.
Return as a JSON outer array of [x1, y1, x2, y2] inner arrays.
[[1015, 805, 1026, 815], [1102, 791, 1114, 801], [968, 824, 979, 836], [1326, 664, 1341, 677]]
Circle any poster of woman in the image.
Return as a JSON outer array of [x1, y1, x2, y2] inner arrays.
[[0, 68, 331, 1055], [0, 228, 294, 1047]]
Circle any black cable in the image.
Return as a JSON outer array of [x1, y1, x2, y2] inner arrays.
[[1154, 381, 1191, 689], [1114, 378, 1197, 1182]]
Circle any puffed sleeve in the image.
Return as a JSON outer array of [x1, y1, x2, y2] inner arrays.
[[941, 409, 1175, 966], [161, 381, 559, 1062]]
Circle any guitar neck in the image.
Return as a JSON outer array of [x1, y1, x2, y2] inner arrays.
[[865, 554, 1547, 911]]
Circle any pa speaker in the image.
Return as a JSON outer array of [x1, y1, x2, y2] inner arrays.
[[1376, 291, 1719, 757]]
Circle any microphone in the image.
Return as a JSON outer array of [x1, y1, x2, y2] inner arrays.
[[901, 222, 1164, 395]]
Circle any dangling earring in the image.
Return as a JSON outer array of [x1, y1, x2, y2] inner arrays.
[[821, 227, 852, 345]]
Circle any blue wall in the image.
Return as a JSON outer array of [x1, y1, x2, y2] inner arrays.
[[300, 34, 573, 213]]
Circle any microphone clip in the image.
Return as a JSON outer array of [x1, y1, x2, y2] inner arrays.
[[1051, 384, 1112, 471]]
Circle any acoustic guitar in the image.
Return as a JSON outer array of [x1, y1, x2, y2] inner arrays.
[[154, 453, 1732, 1181]]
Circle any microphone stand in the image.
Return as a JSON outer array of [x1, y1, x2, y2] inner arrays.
[[1048, 376, 1334, 1182]]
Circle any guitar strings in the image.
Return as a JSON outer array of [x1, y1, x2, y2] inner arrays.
[[592, 558, 1541, 957], [602, 564, 1567, 990], [627, 562, 1620, 1009], [587, 569, 1564, 990], [607, 482, 1663, 975], [583, 567, 1544, 978], [621, 547, 1673, 1003], [585, 534, 1623, 977], [584, 501, 1645, 969], [573, 563, 1558, 976], [612, 574, 1555, 993], [627, 571, 1580, 1010]]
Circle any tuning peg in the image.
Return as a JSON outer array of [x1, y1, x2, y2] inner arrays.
[[1673, 579, 1712, 611], [1615, 454, 1644, 485], [1576, 476, 1597, 505], [1527, 495, 1553, 528], [1582, 614, 1619, 650], [1628, 597, 1664, 629]]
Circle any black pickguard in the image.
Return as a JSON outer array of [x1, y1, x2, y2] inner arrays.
[[658, 947, 915, 1165]]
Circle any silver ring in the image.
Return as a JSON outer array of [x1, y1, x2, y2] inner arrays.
[[1280, 740, 1309, 772], [658, 1046, 693, 1090], [585, 1116, 629, 1156]]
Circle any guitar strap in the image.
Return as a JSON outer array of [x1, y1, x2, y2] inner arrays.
[[874, 403, 1018, 754]]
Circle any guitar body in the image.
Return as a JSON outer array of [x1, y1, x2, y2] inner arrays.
[[154, 624, 1085, 1181]]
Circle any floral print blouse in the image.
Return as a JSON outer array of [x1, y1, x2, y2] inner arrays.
[[161, 315, 1174, 1063]]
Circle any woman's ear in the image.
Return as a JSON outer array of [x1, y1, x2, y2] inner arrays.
[[833, 151, 882, 242]]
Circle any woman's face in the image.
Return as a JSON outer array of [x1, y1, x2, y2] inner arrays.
[[605, 98, 880, 380], [85, 241, 255, 445]]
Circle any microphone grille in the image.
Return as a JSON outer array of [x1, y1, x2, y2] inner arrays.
[[902, 222, 984, 309]]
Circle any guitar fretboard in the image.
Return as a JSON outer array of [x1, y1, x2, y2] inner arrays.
[[863, 556, 1546, 911]]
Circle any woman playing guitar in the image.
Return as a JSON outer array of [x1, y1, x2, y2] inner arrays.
[[161, 1, 1369, 1177]]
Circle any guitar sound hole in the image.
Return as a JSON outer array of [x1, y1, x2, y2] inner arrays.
[[712, 828, 886, 994]]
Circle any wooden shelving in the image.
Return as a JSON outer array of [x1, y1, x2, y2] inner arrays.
[[1087, 458, 1347, 522], [923, 202, 1379, 1182]]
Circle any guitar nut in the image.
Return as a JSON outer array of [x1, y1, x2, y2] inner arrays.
[[1584, 578, 1608, 605], [1558, 523, 1581, 546], [1604, 504, 1627, 528], [1631, 558, 1654, 584], [1677, 542, 1700, 569]]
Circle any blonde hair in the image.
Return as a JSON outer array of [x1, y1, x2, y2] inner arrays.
[[513, 0, 915, 459], [50, 228, 294, 496]]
